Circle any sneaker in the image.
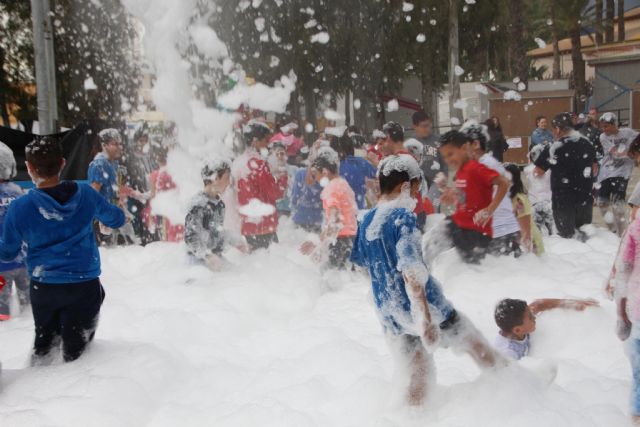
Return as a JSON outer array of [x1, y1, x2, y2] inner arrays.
[[0, 314, 10, 321]]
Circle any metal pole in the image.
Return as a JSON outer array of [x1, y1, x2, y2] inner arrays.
[[448, 0, 462, 128], [31, 0, 57, 134]]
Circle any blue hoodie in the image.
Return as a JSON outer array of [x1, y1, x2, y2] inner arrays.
[[0, 182, 25, 272], [290, 168, 323, 227], [530, 128, 553, 149], [0, 183, 125, 284]]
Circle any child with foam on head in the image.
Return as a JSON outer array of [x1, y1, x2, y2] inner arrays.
[[494, 298, 598, 360], [422, 130, 511, 266], [0, 142, 29, 321], [185, 159, 247, 271], [351, 154, 505, 406], [300, 147, 357, 270], [0, 137, 125, 364]]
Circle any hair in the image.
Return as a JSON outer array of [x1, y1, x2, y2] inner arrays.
[[529, 144, 544, 163], [629, 133, 640, 158], [379, 170, 411, 194], [484, 118, 497, 132], [25, 137, 64, 178], [412, 111, 432, 126], [504, 163, 526, 199], [494, 298, 528, 333], [244, 121, 271, 144], [460, 122, 489, 152], [439, 130, 470, 148], [201, 160, 231, 185], [312, 155, 338, 175], [270, 140, 286, 152], [535, 115, 546, 127], [152, 146, 169, 166], [330, 134, 355, 160], [98, 128, 122, 145], [551, 112, 574, 131], [491, 116, 502, 132], [382, 121, 404, 142]]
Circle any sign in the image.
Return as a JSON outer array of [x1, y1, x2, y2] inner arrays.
[[507, 137, 522, 149]]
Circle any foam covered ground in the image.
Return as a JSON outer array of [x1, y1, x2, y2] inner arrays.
[[0, 220, 632, 426]]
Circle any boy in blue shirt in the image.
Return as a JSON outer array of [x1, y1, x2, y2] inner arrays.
[[0, 137, 125, 364], [351, 154, 503, 406], [331, 134, 377, 209], [0, 142, 28, 320]]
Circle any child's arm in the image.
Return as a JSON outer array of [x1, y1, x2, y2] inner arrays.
[[474, 175, 509, 227], [300, 207, 341, 256], [94, 189, 126, 229], [403, 271, 439, 350], [0, 206, 23, 262], [529, 298, 599, 315]]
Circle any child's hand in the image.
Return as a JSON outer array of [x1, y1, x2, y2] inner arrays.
[[439, 188, 458, 205], [299, 241, 316, 255], [421, 321, 440, 350], [617, 316, 632, 341], [235, 243, 250, 254], [473, 208, 493, 227], [568, 298, 599, 311]]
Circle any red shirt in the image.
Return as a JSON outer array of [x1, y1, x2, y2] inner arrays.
[[451, 160, 499, 236]]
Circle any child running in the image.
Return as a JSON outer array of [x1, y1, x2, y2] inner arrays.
[[351, 154, 504, 406], [300, 147, 357, 270], [423, 130, 510, 266], [0, 137, 125, 364], [504, 164, 545, 256], [495, 298, 597, 360]]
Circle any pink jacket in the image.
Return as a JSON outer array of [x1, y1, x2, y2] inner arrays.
[[623, 218, 640, 322]]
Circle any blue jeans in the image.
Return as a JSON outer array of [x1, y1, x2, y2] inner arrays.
[[629, 338, 640, 415]]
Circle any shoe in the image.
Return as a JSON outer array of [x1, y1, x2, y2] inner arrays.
[[0, 314, 10, 321]]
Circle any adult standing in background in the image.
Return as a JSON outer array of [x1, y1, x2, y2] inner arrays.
[[530, 116, 553, 150], [485, 117, 509, 162], [412, 111, 447, 211]]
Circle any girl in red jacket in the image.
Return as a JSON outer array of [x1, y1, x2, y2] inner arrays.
[[232, 121, 288, 251]]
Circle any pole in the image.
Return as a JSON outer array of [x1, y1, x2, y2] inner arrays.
[[31, 0, 57, 134], [448, 0, 462, 128]]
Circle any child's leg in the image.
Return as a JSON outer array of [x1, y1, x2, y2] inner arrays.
[[386, 334, 435, 406], [59, 279, 105, 362], [13, 268, 30, 309], [328, 237, 353, 270], [0, 273, 11, 316], [30, 282, 63, 364], [440, 311, 507, 369], [552, 198, 578, 239]]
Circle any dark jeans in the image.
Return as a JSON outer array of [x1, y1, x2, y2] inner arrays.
[[488, 231, 522, 258], [328, 236, 354, 270], [245, 233, 279, 252], [552, 196, 593, 239], [30, 278, 105, 363], [448, 220, 491, 264], [598, 177, 629, 204]]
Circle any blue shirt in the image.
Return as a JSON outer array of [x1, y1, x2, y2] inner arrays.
[[0, 182, 25, 272], [350, 206, 454, 335], [340, 156, 377, 209], [88, 152, 118, 202], [290, 168, 323, 227], [530, 128, 553, 149], [0, 183, 125, 283]]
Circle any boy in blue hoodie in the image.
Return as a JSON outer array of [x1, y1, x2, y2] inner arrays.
[[0, 142, 28, 320], [0, 137, 125, 364], [351, 154, 503, 406]]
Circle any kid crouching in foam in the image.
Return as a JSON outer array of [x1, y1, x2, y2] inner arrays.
[[350, 154, 505, 406], [185, 159, 247, 271], [300, 147, 357, 270], [0, 137, 125, 364]]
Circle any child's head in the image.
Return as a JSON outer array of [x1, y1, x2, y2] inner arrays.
[[330, 134, 355, 161], [504, 163, 525, 199], [529, 144, 544, 164], [412, 111, 433, 139], [377, 154, 422, 197], [25, 137, 65, 182], [599, 112, 618, 136], [201, 159, 231, 194], [98, 128, 123, 160], [439, 130, 472, 170], [460, 121, 490, 156], [403, 138, 424, 163], [551, 112, 574, 139], [312, 147, 340, 180], [381, 121, 405, 156], [0, 142, 17, 182], [270, 141, 287, 160], [494, 298, 536, 339], [535, 115, 548, 129], [244, 120, 272, 150]]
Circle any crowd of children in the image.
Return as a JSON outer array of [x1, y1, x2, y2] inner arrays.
[[3, 108, 640, 422]]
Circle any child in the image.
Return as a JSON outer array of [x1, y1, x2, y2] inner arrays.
[[616, 216, 640, 424], [332, 133, 377, 210], [351, 154, 504, 406], [268, 140, 297, 216], [423, 130, 510, 266], [147, 146, 184, 242], [504, 164, 545, 256], [290, 163, 324, 233], [495, 298, 598, 360], [524, 146, 554, 235], [300, 147, 357, 270], [232, 120, 287, 251], [185, 160, 246, 270], [0, 142, 28, 321], [0, 137, 125, 364]]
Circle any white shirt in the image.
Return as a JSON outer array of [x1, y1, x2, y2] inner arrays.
[[524, 164, 552, 205], [598, 128, 639, 182], [479, 153, 521, 238], [494, 333, 530, 360]]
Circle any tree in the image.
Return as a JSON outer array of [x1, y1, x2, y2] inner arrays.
[[52, 0, 141, 127], [507, 0, 528, 85], [618, 0, 625, 42], [605, 0, 615, 42], [595, 0, 603, 44], [548, 0, 562, 78]]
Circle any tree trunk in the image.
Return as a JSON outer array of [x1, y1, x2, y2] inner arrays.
[[448, 0, 462, 127], [605, 0, 615, 43], [595, 0, 603, 45], [0, 45, 10, 127], [618, 0, 625, 42], [548, 0, 561, 79], [570, 22, 586, 112], [344, 91, 351, 126], [507, 0, 527, 85], [421, 69, 434, 117]]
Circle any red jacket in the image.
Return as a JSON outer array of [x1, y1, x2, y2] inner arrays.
[[236, 150, 288, 236]]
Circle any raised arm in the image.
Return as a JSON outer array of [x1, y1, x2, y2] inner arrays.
[[529, 298, 599, 315]]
